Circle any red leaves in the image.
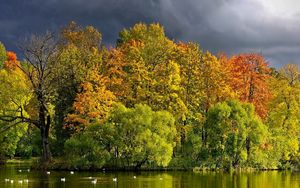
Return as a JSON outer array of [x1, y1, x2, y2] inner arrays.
[[7, 51, 17, 61], [227, 53, 272, 118], [4, 51, 20, 70]]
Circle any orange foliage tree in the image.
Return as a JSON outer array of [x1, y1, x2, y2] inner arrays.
[[227, 53, 272, 118], [65, 69, 116, 132], [4, 51, 20, 70], [101, 48, 128, 101]]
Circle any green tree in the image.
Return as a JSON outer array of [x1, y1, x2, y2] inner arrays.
[[268, 64, 300, 165], [64, 130, 110, 169], [0, 51, 31, 162], [52, 22, 104, 155], [176, 42, 203, 123], [116, 23, 185, 111], [204, 100, 268, 169], [105, 103, 177, 169], [0, 42, 6, 68], [0, 33, 58, 163], [116, 23, 187, 145], [152, 60, 187, 119]]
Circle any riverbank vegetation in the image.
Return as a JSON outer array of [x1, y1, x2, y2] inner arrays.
[[0, 22, 300, 171]]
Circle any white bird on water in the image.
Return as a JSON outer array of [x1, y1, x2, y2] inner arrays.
[[61, 178, 66, 182], [18, 169, 22, 172], [88, 176, 92, 179], [47, 171, 51, 175], [10, 180, 14, 183], [91, 179, 97, 184], [133, 176, 136, 179], [70, 171, 74, 174], [4, 178, 9, 182], [27, 169, 30, 172], [113, 178, 117, 182]]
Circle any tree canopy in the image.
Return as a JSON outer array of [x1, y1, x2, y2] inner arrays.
[[0, 22, 299, 170]]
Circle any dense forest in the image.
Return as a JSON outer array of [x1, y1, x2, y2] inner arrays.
[[0, 22, 299, 171]]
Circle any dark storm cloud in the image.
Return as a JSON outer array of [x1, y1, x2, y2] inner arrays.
[[0, 0, 300, 67]]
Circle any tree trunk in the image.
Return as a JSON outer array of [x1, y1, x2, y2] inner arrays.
[[39, 105, 51, 162], [202, 127, 206, 147], [246, 137, 250, 157], [135, 157, 148, 171]]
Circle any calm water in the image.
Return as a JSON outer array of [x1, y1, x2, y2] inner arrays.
[[1, 163, 300, 188]]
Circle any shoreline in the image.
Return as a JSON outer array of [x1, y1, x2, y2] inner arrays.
[[3, 158, 297, 172]]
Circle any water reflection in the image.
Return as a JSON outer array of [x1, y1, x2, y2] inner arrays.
[[1, 163, 300, 188]]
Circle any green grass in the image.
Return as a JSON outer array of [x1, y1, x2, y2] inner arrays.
[[6, 157, 39, 164]]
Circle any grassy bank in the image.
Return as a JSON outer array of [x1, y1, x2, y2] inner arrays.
[[6, 157, 291, 172]]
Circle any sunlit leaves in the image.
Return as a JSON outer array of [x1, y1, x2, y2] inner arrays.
[[227, 54, 271, 118], [104, 103, 177, 167], [267, 64, 300, 162], [0, 51, 30, 161], [61, 21, 101, 50], [205, 100, 268, 168], [0, 52, 31, 113], [65, 69, 116, 131], [0, 42, 6, 68]]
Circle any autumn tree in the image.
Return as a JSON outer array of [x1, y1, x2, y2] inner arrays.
[[101, 48, 128, 101], [176, 42, 203, 120], [227, 53, 271, 118], [176, 45, 234, 147], [269, 64, 300, 130], [0, 42, 7, 67], [116, 23, 187, 119], [117, 39, 149, 107], [267, 64, 300, 163], [0, 51, 31, 163], [113, 23, 188, 150], [172, 42, 204, 151], [65, 69, 116, 132], [52, 22, 105, 152], [0, 33, 58, 162], [55, 21, 103, 118], [200, 52, 235, 112]]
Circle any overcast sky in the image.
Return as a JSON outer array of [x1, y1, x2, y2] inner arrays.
[[1, 0, 300, 67]]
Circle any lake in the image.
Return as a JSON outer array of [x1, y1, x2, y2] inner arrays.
[[1, 163, 300, 187]]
